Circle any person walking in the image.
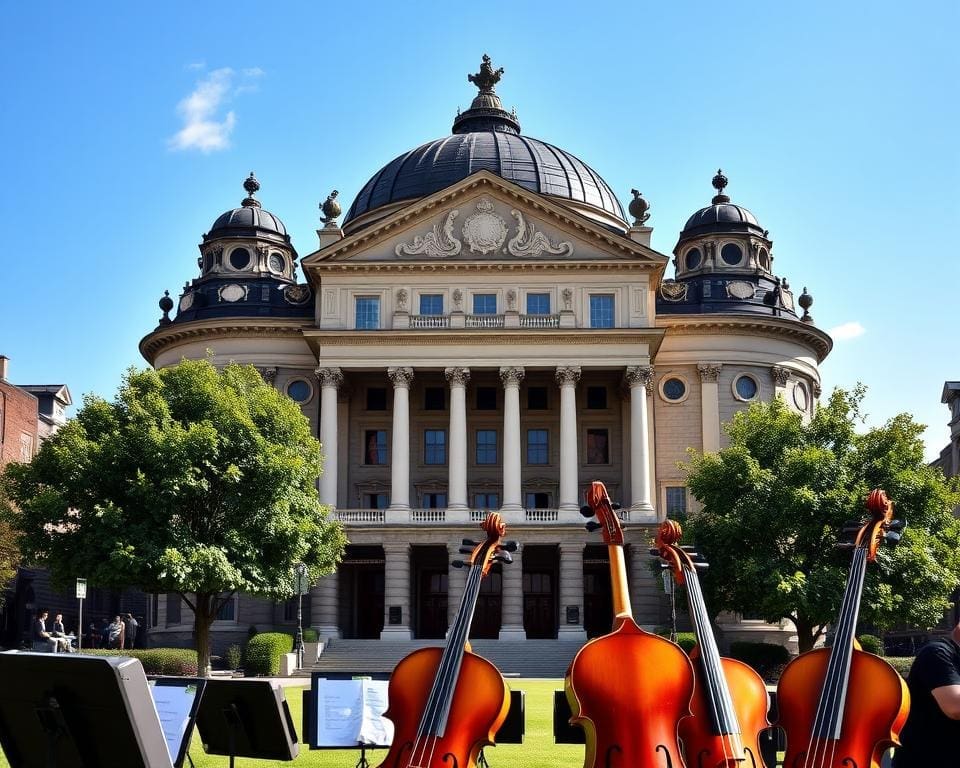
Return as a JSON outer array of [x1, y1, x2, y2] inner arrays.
[[123, 613, 138, 650]]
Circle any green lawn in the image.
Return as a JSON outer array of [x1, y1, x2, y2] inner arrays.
[[0, 679, 581, 768]]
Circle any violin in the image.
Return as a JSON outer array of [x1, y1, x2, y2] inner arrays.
[[377, 513, 515, 768], [776, 489, 910, 768], [567, 481, 695, 768], [654, 519, 771, 768]]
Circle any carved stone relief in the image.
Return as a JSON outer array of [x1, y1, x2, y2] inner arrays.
[[396, 288, 408, 311], [395, 210, 462, 257], [219, 284, 248, 303], [771, 366, 791, 386], [660, 280, 688, 302], [179, 292, 195, 312], [462, 199, 507, 254], [697, 362, 723, 382], [283, 284, 312, 305], [726, 280, 756, 300], [562, 288, 573, 310], [506, 210, 573, 257]]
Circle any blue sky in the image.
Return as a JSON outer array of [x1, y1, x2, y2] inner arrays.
[[1, 1, 956, 460]]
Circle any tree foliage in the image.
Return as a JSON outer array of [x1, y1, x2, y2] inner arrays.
[[3, 359, 345, 672], [0, 486, 21, 606], [684, 386, 960, 653]]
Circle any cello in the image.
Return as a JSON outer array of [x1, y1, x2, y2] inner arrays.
[[776, 489, 910, 768], [654, 519, 771, 768], [377, 512, 514, 768], [567, 480, 695, 768]]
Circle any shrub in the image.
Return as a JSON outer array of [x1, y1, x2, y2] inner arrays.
[[886, 657, 914, 679], [244, 632, 294, 675], [673, 632, 697, 654], [83, 648, 198, 676], [857, 634, 884, 656], [224, 643, 243, 671], [728, 641, 790, 681], [302, 628, 319, 643]]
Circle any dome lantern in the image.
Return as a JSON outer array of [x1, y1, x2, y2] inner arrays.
[[452, 54, 521, 135]]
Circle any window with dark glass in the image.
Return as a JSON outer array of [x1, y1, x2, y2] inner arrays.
[[166, 593, 181, 625], [527, 386, 548, 410], [425, 429, 447, 464], [419, 294, 443, 315], [476, 386, 497, 410], [423, 492, 447, 508], [735, 375, 758, 400], [355, 296, 380, 329], [364, 430, 388, 465], [662, 377, 686, 401], [525, 492, 550, 509], [526, 293, 550, 314], [721, 243, 743, 265], [666, 486, 687, 516], [473, 294, 497, 314], [476, 430, 497, 464], [527, 429, 548, 464], [475, 492, 499, 509], [424, 387, 446, 410], [366, 387, 387, 410], [151, 594, 159, 627], [589, 294, 615, 328], [685, 248, 702, 270], [216, 594, 236, 621], [229, 247, 251, 270], [586, 429, 609, 464], [586, 386, 607, 409], [365, 493, 389, 509], [286, 380, 312, 403]]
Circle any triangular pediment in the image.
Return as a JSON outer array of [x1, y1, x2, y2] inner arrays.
[[301, 171, 668, 272]]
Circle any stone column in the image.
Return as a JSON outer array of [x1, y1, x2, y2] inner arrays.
[[771, 365, 791, 399], [380, 543, 412, 640], [500, 366, 525, 513], [498, 543, 526, 640], [445, 367, 470, 512], [556, 366, 581, 514], [310, 571, 340, 640], [697, 362, 723, 453], [387, 367, 414, 516], [629, 536, 665, 629], [558, 542, 587, 640], [316, 367, 344, 507], [446, 541, 467, 636], [625, 366, 655, 519]]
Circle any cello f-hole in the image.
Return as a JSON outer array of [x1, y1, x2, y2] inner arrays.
[[392, 740, 413, 768], [604, 744, 622, 768], [696, 748, 709, 768], [655, 744, 674, 768], [743, 746, 758, 768], [842, 759, 859, 768], [442, 752, 459, 768]]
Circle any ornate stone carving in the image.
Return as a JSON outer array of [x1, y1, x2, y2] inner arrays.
[[506, 210, 573, 257], [628, 190, 651, 226], [452, 289, 463, 310], [499, 366, 525, 387], [283, 284, 312, 305], [315, 367, 344, 388], [387, 367, 415, 388], [395, 210, 462, 257], [320, 190, 341, 227], [562, 288, 573, 310], [697, 362, 723, 382], [462, 199, 507, 254], [771, 365, 791, 386], [208, 245, 223, 266], [444, 367, 471, 387], [660, 280, 688, 302], [261, 367, 277, 385], [726, 280, 756, 300], [813, 382, 823, 398], [219, 283, 248, 303], [625, 365, 655, 393], [179, 292, 195, 312], [506, 289, 517, 310], [555, 366, 581, 386], [396, 288, 408, 311]]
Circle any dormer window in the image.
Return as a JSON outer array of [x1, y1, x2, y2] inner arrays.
[[229, 247, 251, 270], [685, 248, 702, 270], [720, 243, 743, 266]]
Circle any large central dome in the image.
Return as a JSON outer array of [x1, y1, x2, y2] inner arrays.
[[343, 55, 628, 234]]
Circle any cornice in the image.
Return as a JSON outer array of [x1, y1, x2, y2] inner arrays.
[[302, 327, 666, 349], [308, 260, 663, 275], [139, 318, 311, 363], [657, 314, 833, 362]]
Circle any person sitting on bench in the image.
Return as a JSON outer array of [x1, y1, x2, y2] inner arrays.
[[32, 610, 59, 653]]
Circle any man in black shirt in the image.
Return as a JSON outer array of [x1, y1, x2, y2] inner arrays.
[[894, 622, 960, 767]]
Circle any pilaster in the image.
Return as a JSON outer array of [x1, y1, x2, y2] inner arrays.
[[380, 543, 412, 640], [498, 543, 526, 640]]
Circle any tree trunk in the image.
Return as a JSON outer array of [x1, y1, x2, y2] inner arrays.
[[193, 592, 215, 677], [794, 617, 819, 654]]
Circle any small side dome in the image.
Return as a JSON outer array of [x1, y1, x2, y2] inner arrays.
[[204, 173, 290, 244], [678, 169, 765, 241]]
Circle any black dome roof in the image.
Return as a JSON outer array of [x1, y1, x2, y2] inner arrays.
[[204, 173, 290, 244], [677, 169, 766, 243]]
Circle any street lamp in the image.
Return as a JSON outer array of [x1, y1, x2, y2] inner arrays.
[[294, 563, 308, 671]]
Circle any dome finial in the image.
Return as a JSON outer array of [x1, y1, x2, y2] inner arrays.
[[320, 190, 341, 227], [242, 172, 262, 208], [159, 290, 174, 325], [453, 54, 520, 135], [712, 168, 730, 204], [629, 189, 651, 226], [468, 53, 504, 94], [799, 286, 814, 323]]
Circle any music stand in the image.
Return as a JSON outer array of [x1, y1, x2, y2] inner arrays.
[[147, 678, 206, 768], [195, 679, 298, 767], [0, 651, 174, 768]]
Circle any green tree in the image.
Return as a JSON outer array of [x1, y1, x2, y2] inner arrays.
[[3, 359, 345, 673], [684, 386, 960, 653], [0, 486, 21, 606]]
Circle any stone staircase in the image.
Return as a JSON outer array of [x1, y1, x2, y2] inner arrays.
[[298, 638, 583, 678]]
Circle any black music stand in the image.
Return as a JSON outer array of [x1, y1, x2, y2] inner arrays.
[[195, 679, 298, 767], [147, 677, 206, 768], [0, 651, 174, 768]]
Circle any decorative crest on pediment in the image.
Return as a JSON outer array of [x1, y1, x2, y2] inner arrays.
[[395, 210, 462, 257], [462, 199, 508, 254]]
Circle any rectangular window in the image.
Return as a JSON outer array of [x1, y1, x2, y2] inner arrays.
[[527, 429, 549, 465], [365, 493, 389, 509], [473, 294, 497, 314], [474, 493, 499, 509], [151, 594, 160, 627], [589, 294, 615, 328], [283, 597, 298, 622], [166, 593, 181, 625], [366, 387, 387, 410], [216, 594, 236, 622], [666, 486, 688, 517], [476, 386, 497, 410], [476, 429, 498, 464], [526, 293, 550, 314], [355, 296, 380, 329], [419, 294, 443, 315], [527, 386, 548, 410], [586, 386, 608, 409], [423, 492, 447, 508], [424, 387, 446, 410], [364, 430, 388, 465], [425, 429, 447, 465], [586, 428, 609, 464], [525, 492, 550, 509]]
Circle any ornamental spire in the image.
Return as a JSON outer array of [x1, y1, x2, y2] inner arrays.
[[453, 54, 520, 135], [241, 171, 262, 208], [711, 168, 730, 204], [468, 53, 504, 93]]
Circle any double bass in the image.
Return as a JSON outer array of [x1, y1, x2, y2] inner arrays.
[[654, 519, 770, 768], [776, 489, 910, 768], [567, 481, 695, 768], [377, 512, 515, 768]]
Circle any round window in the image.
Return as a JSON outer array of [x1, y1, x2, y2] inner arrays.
[[721, 243, 743, 266], [269, 253, 285, 273], [662, 377, 687, 401], [734, 375, 758, 401], [685, 248, 702, 270], [229, 248, 251, 270], [793, 382, 808, 411], [286, 379, 312, 404]]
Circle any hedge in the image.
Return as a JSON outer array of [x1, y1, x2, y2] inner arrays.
[[244, 632, 294, 676], [302, 628, 319, 643], [857, 634, 884, 656], [728, 641, 791, 682], [83, 648, 198, 676], [886, 657, 914, 679]]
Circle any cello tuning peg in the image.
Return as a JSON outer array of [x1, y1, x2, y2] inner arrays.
[[884, 531, 903, 546], [493, 552, 513, 564], [459, 547, 474, 555], [585, 521, 602, 532], [694, 561, 709, 570], [461, 538, 477, 547], [580, 505, 594, 518], [500, 540, 519, 552], [888, 519, 906, 532], [451, 560, 468, 569], [611, 502, 622, 510], [835, 542, 856, 550]]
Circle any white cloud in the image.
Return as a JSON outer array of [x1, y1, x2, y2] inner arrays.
[[828, 321, 866, 341], [168, 67, 249, 153], [242, 67, 265, 78]]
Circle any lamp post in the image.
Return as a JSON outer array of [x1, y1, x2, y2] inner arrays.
[[294, 563, 308, 671]]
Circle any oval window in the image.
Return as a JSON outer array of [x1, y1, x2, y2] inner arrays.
[[269, 253, 285, 273], [230, 248, 251, 270], [286, 379, 312, 403], [685, 248, 702, 270], [721, 243, 743, 266], [794, 382, 809, 411], [662, 377, 686, 401], [734, 375, 758, 401]]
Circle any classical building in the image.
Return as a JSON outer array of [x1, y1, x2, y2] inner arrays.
[[140, 57, 831, 651]]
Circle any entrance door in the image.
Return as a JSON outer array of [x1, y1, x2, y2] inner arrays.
[[583, 546, 613, 638], [470, 565, 502, 639], [522, 545, 558, 639], [338, 546, 385, 639], [418, 571, 448, 639]]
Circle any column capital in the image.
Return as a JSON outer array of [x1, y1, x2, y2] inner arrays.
[[499, 366, 525, 387], [387, 367, 415, 389], [315, 366, 343, 388], [771, 365, 791, 386], [444, 367, 471, 387], [260, 367, 278, 386], [697, 362, 723, 383], [555, 366, 582, 386], [625, 365, 655, 392], [813, 381, 823, 399]]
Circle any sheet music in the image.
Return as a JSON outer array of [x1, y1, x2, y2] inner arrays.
[[314, 678, 393, 747], [358, 680, 393, 747], [148, 681, 198, 765]]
